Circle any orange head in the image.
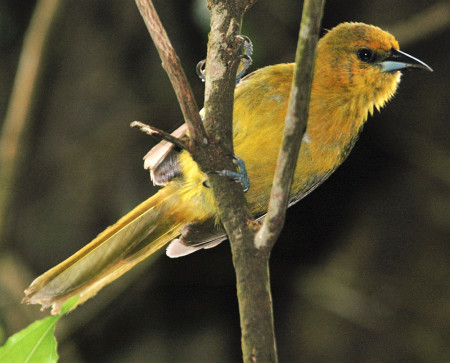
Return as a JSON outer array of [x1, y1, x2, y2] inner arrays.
[[313, 22, 432, 116]]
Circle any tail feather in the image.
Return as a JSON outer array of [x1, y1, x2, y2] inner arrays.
[[23, 186, 184, 314]]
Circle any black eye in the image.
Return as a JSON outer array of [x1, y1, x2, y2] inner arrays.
[[357, 48, 376, 63]]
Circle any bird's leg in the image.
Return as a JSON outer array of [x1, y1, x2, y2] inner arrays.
[[208, 155, 250, 192]]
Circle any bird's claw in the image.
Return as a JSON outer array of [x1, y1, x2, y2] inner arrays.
[[196, 59, 206, 83], [196, 35, 253, 84], [207, 155, 250, 192], [235, 35, 253, 83]]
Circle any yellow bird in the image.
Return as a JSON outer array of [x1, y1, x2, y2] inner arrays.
[[23, 22, 432, 314]]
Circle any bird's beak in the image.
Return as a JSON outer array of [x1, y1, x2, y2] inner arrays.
[[380, 49, 433, 73]]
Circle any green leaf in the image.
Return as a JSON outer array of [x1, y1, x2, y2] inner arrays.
[[0, 296, 79, 363]]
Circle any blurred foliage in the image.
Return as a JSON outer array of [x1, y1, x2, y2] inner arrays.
[[0, 0, 448, 361]]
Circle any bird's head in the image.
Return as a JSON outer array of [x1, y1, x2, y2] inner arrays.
[[315, 22, 432, 113]]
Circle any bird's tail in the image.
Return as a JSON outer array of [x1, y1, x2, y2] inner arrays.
[[23, 185, 188, 314]]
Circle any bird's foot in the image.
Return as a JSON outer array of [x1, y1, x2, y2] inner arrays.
[[208, 155, 250, 192]]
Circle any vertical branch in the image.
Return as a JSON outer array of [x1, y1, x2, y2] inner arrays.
[[0, 0, 61, 244], [203, 2, 246, 146], [201, 0, 256, 235], [255, 0, 325, 250]]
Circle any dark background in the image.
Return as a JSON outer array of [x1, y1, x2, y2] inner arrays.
[[1, 0, 449, 361]]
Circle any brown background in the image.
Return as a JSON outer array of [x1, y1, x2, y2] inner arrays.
[[1, 0, 449, 361]]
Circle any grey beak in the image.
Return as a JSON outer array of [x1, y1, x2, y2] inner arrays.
[[380, 49, 433, 73]]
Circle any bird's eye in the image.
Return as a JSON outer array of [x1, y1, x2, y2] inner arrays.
[[357, 48, 376, 63]]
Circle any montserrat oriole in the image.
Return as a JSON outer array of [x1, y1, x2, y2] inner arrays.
[[23, 23, 432, 313]]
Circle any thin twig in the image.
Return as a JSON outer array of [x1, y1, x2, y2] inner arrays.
[[255, 0, 326, 250], [130, 121, 188, 151], [0, 0, 61, 244], [134, 0, 207, 147]]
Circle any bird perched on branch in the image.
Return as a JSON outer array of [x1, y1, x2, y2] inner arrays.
[[23, 22, 432, 314]]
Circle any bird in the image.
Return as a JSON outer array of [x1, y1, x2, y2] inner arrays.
[[23, 22, 432, 314]]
